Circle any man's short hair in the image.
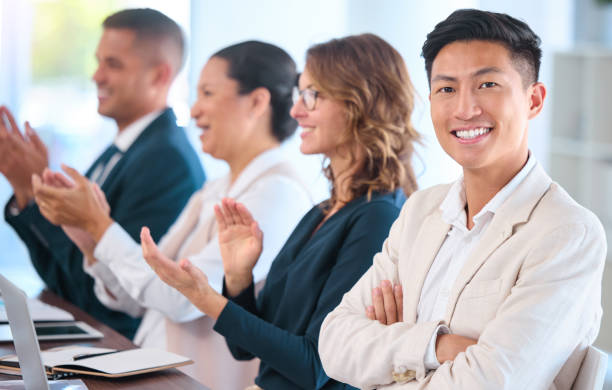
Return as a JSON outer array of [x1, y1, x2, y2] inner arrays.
[[421, 9, 542, 87], [103, 8, 185, 75]]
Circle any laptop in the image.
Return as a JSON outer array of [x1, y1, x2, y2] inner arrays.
[[0, 273, 87, 390]]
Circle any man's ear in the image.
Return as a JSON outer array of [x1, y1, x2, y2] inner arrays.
[[248, 87, 271, 119], [151, 62, 173, 88], [528, 82, 546, 120]]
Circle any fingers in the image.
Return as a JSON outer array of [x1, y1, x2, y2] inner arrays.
[[222, 198, 239, 226], [0, 110, 19, 145], [32, 173, 59, 199], [250, 221, 263, 242], [31, 173, 43, 193], [0, 107, 24, 140], [32, 174, 56, 223], [41, 169, 55, 186], [54, 171, 75, 188], [25, 122, 47, 153], [41, 168, 72, 188], [394, 284, 403, 322], [366, 305, 376, 321], [141, 226, 180, 283], [369, 281, 404, 325], [61, 164, 88, 187], [219, 198, 255, 228], [31, 173, 67, 199], [140, 227, 155, 260], [235, 202, 255, 226], [372, 287, 386, 324], [92, 183, 110, 214], [213, 204, 228, 231], [140, 227, 168, 265], [178, 258, 202, 282], [0, 107, 8, 135], [381, 280, 397, 324]]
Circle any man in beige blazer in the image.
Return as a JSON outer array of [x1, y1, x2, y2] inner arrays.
[[319, 9, 606, 389]]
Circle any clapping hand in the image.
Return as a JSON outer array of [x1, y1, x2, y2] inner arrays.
[[214, 198, 263, 296], [38, 168, 109, 264], [140, 226, 227, 319], [0, 106, 48, 209], [32, 164, 113, 241]]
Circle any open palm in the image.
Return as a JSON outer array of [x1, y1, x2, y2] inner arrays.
[[140, 226, 212, 305], [214, 198, 263, 279]]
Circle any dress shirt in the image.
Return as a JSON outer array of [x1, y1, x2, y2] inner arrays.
[[85, 146, 312, 388], [113, 109, 163, 152], [420, 154, 535, 368], [89, 109, 162, 185]]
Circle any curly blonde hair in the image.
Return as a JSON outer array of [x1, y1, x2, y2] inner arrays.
[[305, 33, 420, 207]]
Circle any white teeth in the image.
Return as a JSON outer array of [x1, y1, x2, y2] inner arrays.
[[455, 127, 491, 140], [301, 128, 314, 133]]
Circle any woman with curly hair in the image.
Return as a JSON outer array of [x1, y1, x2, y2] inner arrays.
[[141, 33, 420, 389]]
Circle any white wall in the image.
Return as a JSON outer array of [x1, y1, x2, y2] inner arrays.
[[0, 0, 32, 113], [478, 0, 575, 171], [188, 0, 486, 193], [189, 0, 353, 202]]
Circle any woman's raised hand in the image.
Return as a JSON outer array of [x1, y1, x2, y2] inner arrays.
[[214, 198, 263, 296], [140, 226, 227, 319]]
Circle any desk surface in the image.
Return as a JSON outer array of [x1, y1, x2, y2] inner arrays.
[[0, 290, 208, 390]]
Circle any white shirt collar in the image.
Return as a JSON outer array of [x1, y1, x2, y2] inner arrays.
[[114, 109, 164, 152], [440, 152, 536, 228], [226, 147, 290, 198]]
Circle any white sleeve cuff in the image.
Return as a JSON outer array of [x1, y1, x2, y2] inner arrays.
[[92, 222, 154, 307], [84, 258, 145, 317], [424, 324, 450, 370], [94, 222, 140, 266]]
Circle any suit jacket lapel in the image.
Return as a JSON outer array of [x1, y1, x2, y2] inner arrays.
[[444, 163, 552, 321], [99, 109, 175, 193], [404, 209, 450, 324]]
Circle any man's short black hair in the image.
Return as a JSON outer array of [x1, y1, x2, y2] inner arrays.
[[103, 8, 184, 72], [422, 9, 542, 87]]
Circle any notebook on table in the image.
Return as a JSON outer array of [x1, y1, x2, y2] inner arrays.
[[0, 345, 193, 379], [0, 273, 192, 387]]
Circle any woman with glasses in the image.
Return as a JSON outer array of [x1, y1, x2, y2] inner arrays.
[[142, 33, 420, 389]]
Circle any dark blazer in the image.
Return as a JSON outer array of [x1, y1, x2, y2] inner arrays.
[[4, 108, 205, 339], [214, 190, 405, 389]]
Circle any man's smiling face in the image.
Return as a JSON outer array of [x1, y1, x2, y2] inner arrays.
[[429, 40, 544, 176]]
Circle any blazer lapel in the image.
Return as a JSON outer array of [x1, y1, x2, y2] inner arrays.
[[444, 163, 552, 321], [99, 109, 174, 193], [404, 209, 450, 324]]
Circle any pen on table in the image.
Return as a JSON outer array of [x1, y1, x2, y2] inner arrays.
[[72, 350, 123, 361]]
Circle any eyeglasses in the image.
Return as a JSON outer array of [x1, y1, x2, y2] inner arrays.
[[292, 87, 319, 111]]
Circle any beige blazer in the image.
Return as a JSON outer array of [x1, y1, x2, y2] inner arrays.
[[319, 163, 606, 389]]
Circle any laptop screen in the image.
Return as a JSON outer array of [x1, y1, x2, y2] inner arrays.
[[0, 273, 50, 390]]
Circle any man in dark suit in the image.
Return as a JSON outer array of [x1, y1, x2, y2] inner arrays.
[[0, 8, 205, 339]]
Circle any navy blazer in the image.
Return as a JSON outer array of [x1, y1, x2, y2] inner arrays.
[[4, 108, 205, 338], [214, 190, 405, 389]]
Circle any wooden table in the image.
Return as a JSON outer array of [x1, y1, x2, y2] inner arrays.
[[0, 290, 209, 389]]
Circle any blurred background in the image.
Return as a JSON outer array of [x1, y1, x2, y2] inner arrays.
[[1, 0, 612, 385]]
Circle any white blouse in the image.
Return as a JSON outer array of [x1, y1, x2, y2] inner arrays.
[[84, 147, 312, 388]]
